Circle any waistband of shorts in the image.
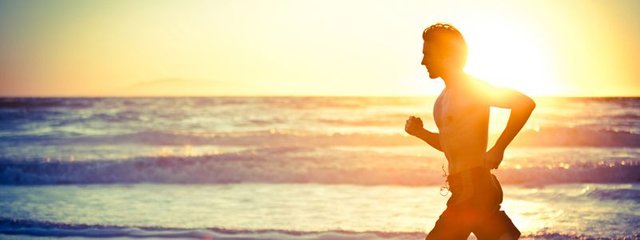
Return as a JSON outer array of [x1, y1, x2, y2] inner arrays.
[[446, 166, 491, 182]]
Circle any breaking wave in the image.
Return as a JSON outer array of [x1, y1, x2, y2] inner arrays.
[[0, 218, 423, 240], [1, 149, 638, 186], [2, 127, 640, 147], [0, 218, 636, 240]]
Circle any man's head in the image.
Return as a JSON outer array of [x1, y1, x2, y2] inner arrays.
[[421, 23, 467, 79]]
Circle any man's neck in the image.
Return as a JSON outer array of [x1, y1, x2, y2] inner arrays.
[[441, 71, 468, 89]]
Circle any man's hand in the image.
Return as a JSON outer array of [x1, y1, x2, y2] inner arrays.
[[484, 147, 505, 169], [405, 116, 424, 136], [404, 116, 443, 152]]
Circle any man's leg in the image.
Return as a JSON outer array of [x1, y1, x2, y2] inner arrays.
[[425, 209, 472, 240], [472, 210, 521, 240], [471, 173, 520, 239]]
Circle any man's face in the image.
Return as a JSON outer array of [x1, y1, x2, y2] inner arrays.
[[421, 39, 447, 79]]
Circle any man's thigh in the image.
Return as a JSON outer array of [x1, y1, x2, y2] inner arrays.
[[425, 211, 472, 240], [472, 211, 521, 240]]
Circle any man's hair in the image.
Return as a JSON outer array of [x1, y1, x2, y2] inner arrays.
[[422, 23, 468, 67]]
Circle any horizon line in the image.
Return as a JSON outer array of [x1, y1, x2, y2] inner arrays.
[[1, 94, 639, 98]]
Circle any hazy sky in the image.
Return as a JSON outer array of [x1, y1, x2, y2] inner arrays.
[[1, 0, 639, 96]]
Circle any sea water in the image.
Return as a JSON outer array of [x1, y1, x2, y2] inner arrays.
[[0, 97, 639, 239]]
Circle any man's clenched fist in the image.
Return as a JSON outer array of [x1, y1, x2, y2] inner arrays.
[[405, 116, 424, 136]]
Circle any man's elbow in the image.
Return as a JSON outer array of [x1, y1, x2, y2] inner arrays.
[[512, 97, 535, 113], [433, 143, 444, 152], [524, 98, 536, 112]]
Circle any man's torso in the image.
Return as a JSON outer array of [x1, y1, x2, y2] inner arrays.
[[433, 81, 490, 175]]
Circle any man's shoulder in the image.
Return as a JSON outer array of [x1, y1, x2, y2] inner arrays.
[[460, 78, 492, 99], [467, 78, 494, 91]]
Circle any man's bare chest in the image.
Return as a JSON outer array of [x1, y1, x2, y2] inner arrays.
[[434, 91, 487, 131]]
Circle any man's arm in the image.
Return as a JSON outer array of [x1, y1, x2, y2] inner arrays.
[[405, 116, 443, 152], [479, 83, 536, 168]]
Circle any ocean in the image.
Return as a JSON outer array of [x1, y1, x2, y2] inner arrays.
[[0, 97, 638, 239]]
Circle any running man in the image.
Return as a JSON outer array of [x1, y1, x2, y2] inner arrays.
[[405, 23, 535, 239]]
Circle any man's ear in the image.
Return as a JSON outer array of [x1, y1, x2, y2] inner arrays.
[[442, 55, 462, 69], [440, 53, 453, 65]]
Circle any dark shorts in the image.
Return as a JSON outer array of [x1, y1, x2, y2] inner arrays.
[[425, 167, 521, 240]]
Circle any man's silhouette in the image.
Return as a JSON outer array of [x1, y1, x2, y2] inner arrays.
[[405, 23, 535, 239]]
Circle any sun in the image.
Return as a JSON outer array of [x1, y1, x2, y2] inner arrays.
[[462, 23, 560, 96]]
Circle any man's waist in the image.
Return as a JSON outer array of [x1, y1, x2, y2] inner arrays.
[[446, 165, 492, 187], [444, 151, 486, 172], [447, 165, 490, 178]]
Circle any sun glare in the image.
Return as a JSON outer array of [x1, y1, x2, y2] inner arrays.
[[0, 0, 637, 96], [463, 23, 559, 96]]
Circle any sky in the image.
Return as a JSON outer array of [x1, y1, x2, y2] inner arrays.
[[0, 0, 639, 97]]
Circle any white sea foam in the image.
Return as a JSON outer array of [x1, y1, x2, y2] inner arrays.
[[1, 146, 638, 185]]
